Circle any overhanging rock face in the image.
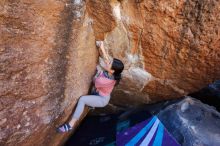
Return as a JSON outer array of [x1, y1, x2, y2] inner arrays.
[[0, 0, 220, 145], [86, 0, 220, 106]]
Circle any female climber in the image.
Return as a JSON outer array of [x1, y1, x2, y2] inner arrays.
[[57, 41, 124, 133]]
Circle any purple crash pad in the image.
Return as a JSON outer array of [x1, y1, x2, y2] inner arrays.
[[116, 116, 180, 146]]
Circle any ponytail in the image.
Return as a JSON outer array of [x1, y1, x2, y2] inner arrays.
[[111, 58, 124, 86]]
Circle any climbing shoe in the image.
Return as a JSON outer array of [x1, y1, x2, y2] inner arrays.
[[56, 123, 73, 133]]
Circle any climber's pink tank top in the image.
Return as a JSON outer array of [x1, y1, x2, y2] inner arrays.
[[93, 71, 116, 97]]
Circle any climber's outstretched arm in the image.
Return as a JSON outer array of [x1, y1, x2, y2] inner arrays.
[[97, 41, 110, 63], [100, 42, 110, 62], [95, 41, 112, 72]]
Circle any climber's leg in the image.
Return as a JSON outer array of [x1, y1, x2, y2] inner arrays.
[[72, 95, 109, 119], [68, 94, 110, 127]]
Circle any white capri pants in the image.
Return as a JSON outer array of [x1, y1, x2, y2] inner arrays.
[[71, 87, 110, 120]]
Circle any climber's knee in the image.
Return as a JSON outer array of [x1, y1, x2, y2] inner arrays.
[[77, 98, 85, 107], [79, 95, 86, 102]]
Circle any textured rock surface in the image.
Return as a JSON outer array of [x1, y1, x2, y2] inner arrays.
[[0, 0, 98, 146], [140, 0, 220, 101], [1, 0, 220, 146]]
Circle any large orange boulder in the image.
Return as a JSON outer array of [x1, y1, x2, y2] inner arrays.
[[0, 0, 97, 145]]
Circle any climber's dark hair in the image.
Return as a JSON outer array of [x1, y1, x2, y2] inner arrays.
[[111, 58, 124, 86]]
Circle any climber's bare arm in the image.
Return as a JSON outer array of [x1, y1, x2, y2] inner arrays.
[[97, 47, 105, 60], [99, 42, 110, 63], [96, 41, 112, 72]]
